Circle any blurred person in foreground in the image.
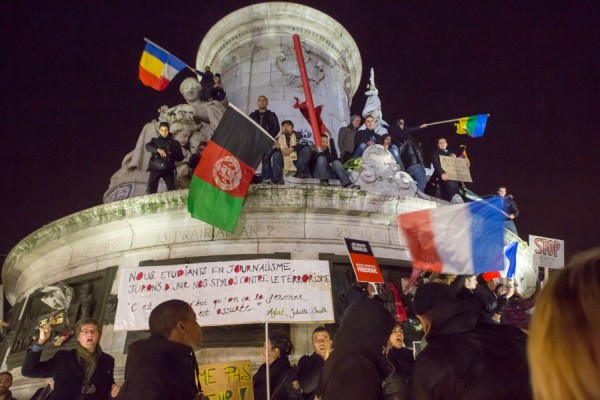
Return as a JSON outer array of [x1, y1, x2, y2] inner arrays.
[[411, 282, 531, 400], [319, 299, 406, 399], [528, 247, 600, 400]]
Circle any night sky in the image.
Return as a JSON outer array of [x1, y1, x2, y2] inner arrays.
[[2, 1, 599, 270]]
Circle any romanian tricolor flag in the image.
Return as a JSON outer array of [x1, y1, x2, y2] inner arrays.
[[455, 114, 489, 137], [139, 40, 186, 91], [187, 104, 274, 232]]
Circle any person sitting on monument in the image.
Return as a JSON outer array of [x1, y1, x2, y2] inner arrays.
[[22, 318, 119, 399], [430, 137, 463, 203], [353, 115, 381, 158], [145, 121, 184, 194], [313, 134, 359, 188], [338, 115, 361, 163], [264, 120, 312, 184], [380, 133, 403, 170], [297, 327, 332, 400], [389, 119, 428, 192], [253, 331, 302, 400], [196, 65, 214, 102], [210, 73, 226, 102]]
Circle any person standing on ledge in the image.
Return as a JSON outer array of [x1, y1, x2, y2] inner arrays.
[[497, 185, 519, 235], [22, 318, 119, 399], [145, 121, 184, 194]]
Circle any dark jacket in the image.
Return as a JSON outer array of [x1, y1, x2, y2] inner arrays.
[[319, 299, 397, 400], [297, 352, 324, 400], [312, 138, 340, 164], [500, 196, 519, 220], [249, 109, 280, 138], [474, 284, 507, 324], [117, 335, 200, 400], [412, 298, 531, 400], [253, 356, 302, 400], [146, 134, 184, 172], [431, 148, 455, 177], [400, 137, 424, 168], [337, 123, 357, 160], [210, 85, 226, 101], [389, 125, 422, 148], [354, 129, 381, 150], [22, 347, 115, 400]]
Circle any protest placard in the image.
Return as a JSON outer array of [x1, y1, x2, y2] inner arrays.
[[115, 259, 334, 330], [529, 235, 564, 269], [439, 155, 473, 182], [198, 359, 254, 400], [344, 238, 384, 283]]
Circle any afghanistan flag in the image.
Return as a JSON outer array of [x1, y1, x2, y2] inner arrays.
[[187, 104, 274, 232], [455, 114, 489, 137]]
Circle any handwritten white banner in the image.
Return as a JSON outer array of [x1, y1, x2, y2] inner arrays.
[[115, 259, 334, 330]]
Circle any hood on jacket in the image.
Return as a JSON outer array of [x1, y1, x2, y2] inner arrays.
[[333, 299, 396, 360]]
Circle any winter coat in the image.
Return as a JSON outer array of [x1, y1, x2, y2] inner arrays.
[[22, 347, 115, 400], [117, 335, 200, 400], [297, 352, 324, 400], [253, 356, 302, 400], [249, 109, 280, 138], [319, 299, 397, 400], [145, 134, 184, 172], [411, 298, 531, 400]]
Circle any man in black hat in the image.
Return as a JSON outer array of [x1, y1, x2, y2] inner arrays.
[[264, 120, 312, 184], [410, 282, 531, 400], [145, 122, 184, 194]]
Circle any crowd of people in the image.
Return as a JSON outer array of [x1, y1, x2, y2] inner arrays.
[[146, 90, 520, 223], [5, 247, 598, 399]]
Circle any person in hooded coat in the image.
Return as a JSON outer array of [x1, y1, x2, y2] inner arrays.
[[319, 299, 404, 400], [411, 282, 531, 400]]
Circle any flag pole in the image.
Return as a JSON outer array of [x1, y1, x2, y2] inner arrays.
[[292, 34, 322, 150], [422, 114, 491, 128], [143, 37, 195, 72]]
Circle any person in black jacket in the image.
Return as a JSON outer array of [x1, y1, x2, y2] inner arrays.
[[146, 121, 184, 194], [353, 115, 381, 158], [313, 134, 359, 188], [22, 317, 118, 400], [297, 327, 332, 400], [430, 138, 462, 203], [411, 283, 531, 400], [253, 331, 302, 400], [497, 186, 520, 235], [249, 96, 280, 183], [117, 299, 205, 400], [319, 299, 398, 400]]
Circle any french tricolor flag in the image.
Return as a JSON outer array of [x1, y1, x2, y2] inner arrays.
[[398, 199, 505, 275]]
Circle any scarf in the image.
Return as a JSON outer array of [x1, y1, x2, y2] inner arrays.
[[277, 134, 297, 175], [76, 343, 100, 385]]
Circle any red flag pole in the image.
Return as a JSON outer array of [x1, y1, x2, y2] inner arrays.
[[292, 34, 321, 150]]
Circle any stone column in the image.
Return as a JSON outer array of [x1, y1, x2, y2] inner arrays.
[[196, 2, 362, 145]]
